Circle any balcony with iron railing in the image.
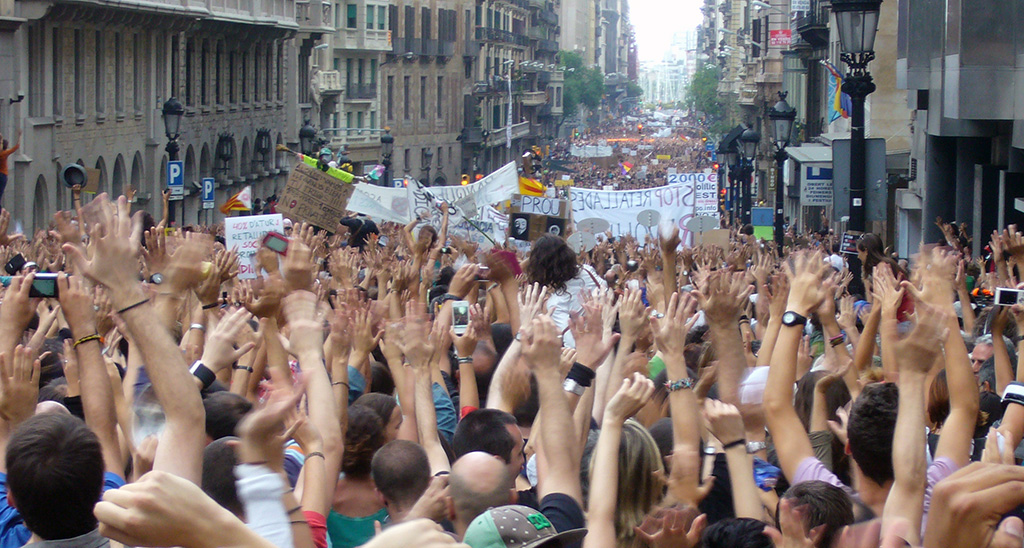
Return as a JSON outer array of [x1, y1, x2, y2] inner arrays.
[[436, 41, 454, 59], [475, 26, 530, 47], [345, 82, 377, 100], [538, 8, 558, 26], [537, 39, 558, 53], [528, 26, 547, 41], [795, 0, 830, 48], [484, 121, 530, 147], [537, 70, 551, 85]]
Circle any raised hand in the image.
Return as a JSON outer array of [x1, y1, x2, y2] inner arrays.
[[634, 506, 707, 548], [618, 287, 648, 339], [782, 251, 830, 316], [650, 291, 698, 358], [518, 282, 550, 323], [872, 263, 904, 320], [200, 307, 256, 374], [281, 239, 315, 292], [694, 270, 753, 327], [703, 399, 746, 446], [519, 315, 562, 373], [0, 345, 40, 426], [605, 372, 656, 423]]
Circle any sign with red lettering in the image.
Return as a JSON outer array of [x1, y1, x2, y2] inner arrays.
[[225, 213, 284, 279], [769, 30, 792, 47]]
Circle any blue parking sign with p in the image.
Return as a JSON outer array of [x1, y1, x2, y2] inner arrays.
[[202, 177, 215, 208], [167, 160, 184, 200]]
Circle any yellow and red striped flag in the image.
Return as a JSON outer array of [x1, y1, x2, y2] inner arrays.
[[219, 185, 252, 214]]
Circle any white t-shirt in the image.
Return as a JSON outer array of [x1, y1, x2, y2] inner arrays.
[[544, 264, 607, 348]]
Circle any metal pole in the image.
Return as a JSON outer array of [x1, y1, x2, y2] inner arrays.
[[843, 65, 875, 233], [741, 161, 752, 225], [775, 149, 786, 246], [166, 139, 179, 225]]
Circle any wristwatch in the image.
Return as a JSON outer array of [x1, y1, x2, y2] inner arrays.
[[781, 310, 808, 327], [746, 441, 767, 454], [562, 378, 586, 396]]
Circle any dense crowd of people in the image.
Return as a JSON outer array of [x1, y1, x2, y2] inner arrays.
[[544, 122, 712, 191], [1, 140, 1024, 548]]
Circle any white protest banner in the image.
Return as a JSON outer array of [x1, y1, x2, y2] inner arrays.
[[572, 183, 699, 243], [569, 144, 613, 158], [348, 183, 413, 223], [667, 172, 720, 219], [225, 213, 283, 279], [409, 162, 518, 224]]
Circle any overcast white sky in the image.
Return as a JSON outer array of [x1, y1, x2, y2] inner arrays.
[[630, 0, 703, 61]]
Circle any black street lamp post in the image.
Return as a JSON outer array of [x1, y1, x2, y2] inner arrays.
[[422, 148, 434, 187], [299, 120, 317, 156], [161, 97, 184, 224], [720, 147, 739, 225], [832, 0, 881, 233], [739, 127, 760, 225], [768, 92, 796, 246], [380, 128, 394, 187]]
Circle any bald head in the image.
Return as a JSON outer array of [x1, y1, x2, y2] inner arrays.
[[450, 451, 515, 526]]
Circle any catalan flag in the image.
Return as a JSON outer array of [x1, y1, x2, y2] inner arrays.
[[519, 176, 545, 196], [219, 185, 252, 214]]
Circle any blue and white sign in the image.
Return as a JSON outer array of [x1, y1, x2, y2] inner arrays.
[[167, 160, 184, 201], [393, 178, 405, 188], [202, 177, 215, 209], [705, 142, 714, 152]]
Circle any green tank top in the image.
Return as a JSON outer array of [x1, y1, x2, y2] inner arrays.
[[326, 508, 390, 548]]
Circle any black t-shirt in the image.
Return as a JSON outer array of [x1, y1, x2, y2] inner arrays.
[[540, 493, 585, 548]]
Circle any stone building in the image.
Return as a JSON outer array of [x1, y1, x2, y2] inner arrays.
[[381, 0, 468, 185], [0, 0, 313, 229]]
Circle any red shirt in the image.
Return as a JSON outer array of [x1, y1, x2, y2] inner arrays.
[[0, 144, 18, 176]]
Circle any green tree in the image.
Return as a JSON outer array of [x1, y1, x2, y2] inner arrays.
[[626, 81, 643, 98], [685, 65, 736, 135], [559, 51, 604, 117]]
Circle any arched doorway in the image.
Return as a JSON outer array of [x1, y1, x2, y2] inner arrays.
[[112, 154, 126, 198], [33, 176, 49, 231]]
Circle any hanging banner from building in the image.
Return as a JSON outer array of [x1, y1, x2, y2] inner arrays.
[[278, 162, 355, 231], [791, 0, 810, 11], [769, 30, 792, 47], [800, 165, 834, 206], [224, 213, 284, 279]]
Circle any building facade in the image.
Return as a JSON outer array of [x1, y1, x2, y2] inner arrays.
[[2, 0, 308, 229], [895, 0, 1024, 257]]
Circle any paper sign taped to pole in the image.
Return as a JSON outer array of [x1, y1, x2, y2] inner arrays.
[[278, 162, 355, 231]]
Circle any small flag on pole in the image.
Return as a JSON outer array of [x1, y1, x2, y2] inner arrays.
[[519, 176, 545, 196], [219, 185, 252, 214], [367, 164, 385, 181], [620, 161, 634, 175]]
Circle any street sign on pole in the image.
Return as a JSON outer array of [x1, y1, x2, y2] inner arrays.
[[202, 177, 215, 209], [167, 161, 184, 201], [705, 142, 714, 152]]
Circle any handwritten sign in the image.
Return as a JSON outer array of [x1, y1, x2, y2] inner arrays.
[[225, 214, 283, 279], [278, 162, 355, 231]]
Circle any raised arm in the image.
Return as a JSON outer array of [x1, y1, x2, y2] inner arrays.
[[764, 252, 828, 482], [882, 298, 948, 545], [65, 195, 205, 483], [583, 374, 655, 548], [693, 272, 753, 407], [403, 306, 451, 474], [58, 273, 124, 476], [520, 315, 583, 504]]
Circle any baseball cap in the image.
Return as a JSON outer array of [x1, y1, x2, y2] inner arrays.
[[463, 505, 586, 548]]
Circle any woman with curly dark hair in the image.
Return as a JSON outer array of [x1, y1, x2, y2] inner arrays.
[[525, 234, 606, 347], [327, 406, 389, 548]]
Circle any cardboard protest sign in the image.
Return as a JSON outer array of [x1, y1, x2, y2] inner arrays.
[[224, 214, 284, 279], [278, 162, 355, 231], [509, 194, 570, 242]]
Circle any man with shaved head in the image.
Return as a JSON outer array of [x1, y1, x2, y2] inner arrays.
[[446, 452, 516, 538]]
